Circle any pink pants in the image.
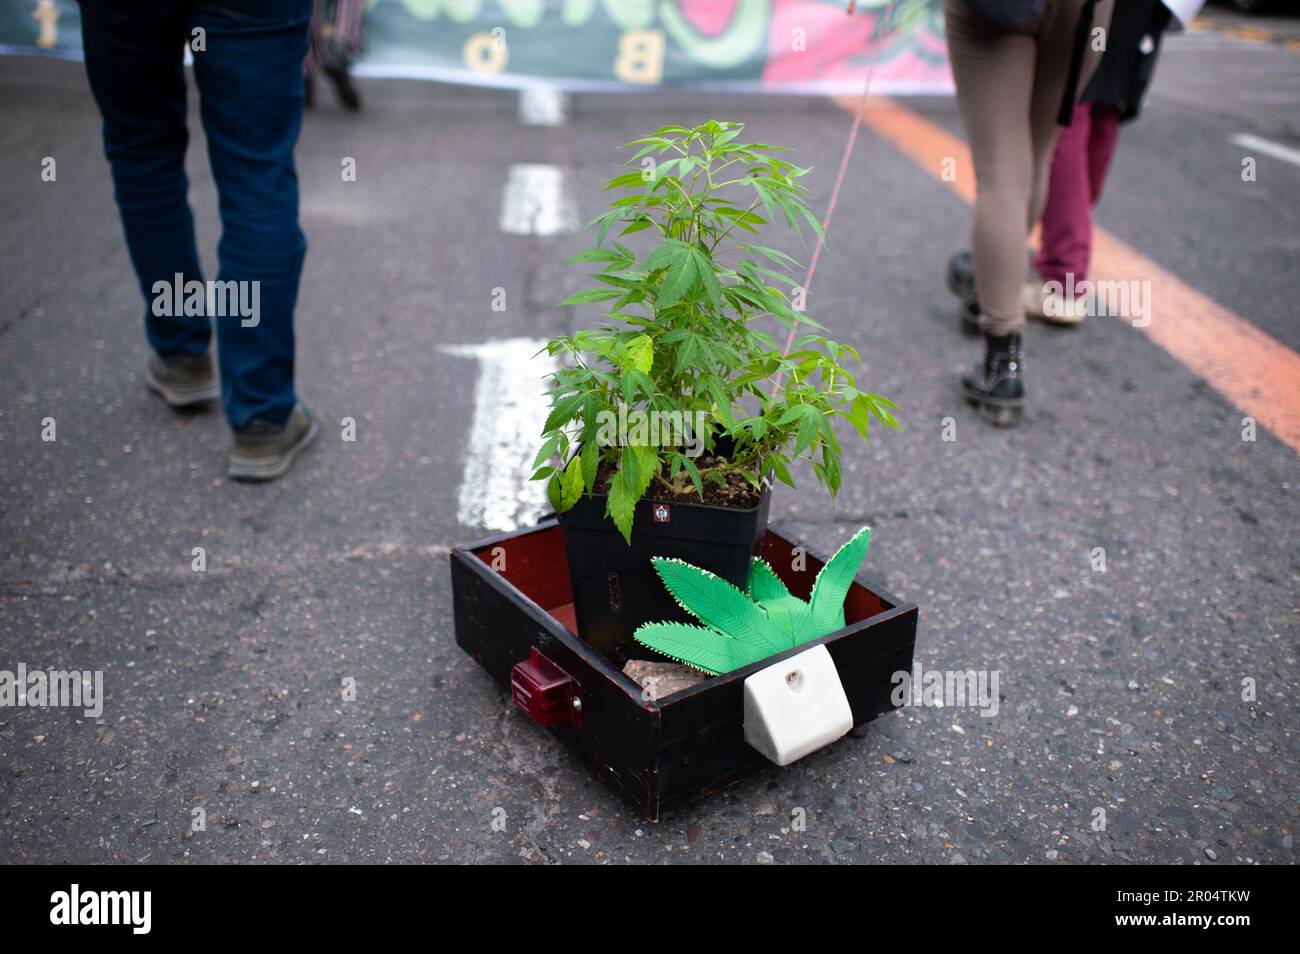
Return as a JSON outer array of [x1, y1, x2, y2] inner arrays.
[[1034, 101, 1123, 288], [945, 0, 1113, 335]]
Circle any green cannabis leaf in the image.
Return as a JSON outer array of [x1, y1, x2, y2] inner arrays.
[[634, 526, 873, 675]]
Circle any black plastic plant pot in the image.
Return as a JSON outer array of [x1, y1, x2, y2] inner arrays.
[[556, 486, 772, 667]]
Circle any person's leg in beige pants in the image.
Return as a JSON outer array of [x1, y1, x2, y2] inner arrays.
[[944, 0, 1113, 336]]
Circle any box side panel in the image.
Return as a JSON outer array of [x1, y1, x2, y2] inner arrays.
[[469, 523, 573, 613], [451, 550, 662, 818], [654, 606, 918, 815], [760, 531, 894, 621], [759, 531, 822, 602]]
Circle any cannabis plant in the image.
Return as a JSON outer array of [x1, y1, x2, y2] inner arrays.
[[634, 527, 873, 675], [533, 119, 898, 543]]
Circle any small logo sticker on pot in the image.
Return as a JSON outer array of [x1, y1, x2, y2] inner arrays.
[[652, 503, 671, 523]]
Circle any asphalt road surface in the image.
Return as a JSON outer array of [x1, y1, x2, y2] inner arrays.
[[0, 21, 1296, 864]]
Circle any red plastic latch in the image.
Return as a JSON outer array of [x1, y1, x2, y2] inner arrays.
[[511, 648, 582, 728]]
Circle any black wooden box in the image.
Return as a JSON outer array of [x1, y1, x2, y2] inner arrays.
[[449, 519, 918, 821]]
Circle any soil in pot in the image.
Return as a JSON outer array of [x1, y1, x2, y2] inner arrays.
[[592, 457, 761, 509]]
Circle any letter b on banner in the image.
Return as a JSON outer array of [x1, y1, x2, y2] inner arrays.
[[615, 29, 665, 85]]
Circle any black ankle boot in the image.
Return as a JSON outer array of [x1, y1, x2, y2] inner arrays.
[[946, 250, 981, 335], [961, 332, 1025, 427], [325, 63, 361, 111]]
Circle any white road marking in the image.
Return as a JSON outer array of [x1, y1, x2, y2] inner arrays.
[[441, 337, 558, 532], [1231, 133, 1300, 169], [499, 163, 579, 236], [518, 87, 567, 126]]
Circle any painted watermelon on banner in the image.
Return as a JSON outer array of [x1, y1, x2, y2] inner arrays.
[[763, 0, 951, 94]]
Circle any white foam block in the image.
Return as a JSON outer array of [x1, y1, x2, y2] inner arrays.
[[743, 644, 853, 767]]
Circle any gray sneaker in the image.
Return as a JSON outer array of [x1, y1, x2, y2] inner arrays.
[[228, 403, 319, 482], [146, 351, 219, 407]]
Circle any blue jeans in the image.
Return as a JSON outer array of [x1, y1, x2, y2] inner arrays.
[[79, 0, 312, 429]]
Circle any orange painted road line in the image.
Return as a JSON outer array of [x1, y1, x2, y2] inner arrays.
[[837, 95, 1300, 454]]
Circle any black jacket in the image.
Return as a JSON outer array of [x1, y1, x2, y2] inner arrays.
[[1083, 0, 1172, 121]]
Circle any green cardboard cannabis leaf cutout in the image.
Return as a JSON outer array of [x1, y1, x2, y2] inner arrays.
[[633, 527, 872, 675]]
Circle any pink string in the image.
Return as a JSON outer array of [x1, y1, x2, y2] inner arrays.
[[772, 0, 897, 393]]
